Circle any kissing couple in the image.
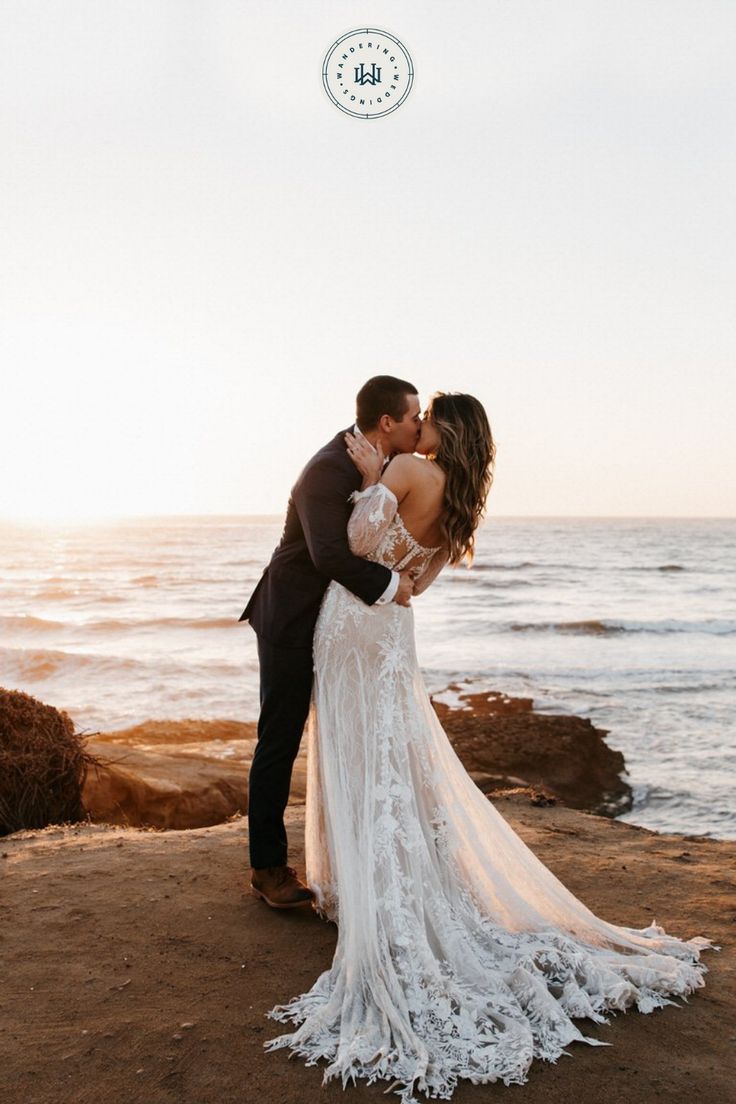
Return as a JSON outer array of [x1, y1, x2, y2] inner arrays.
[[237, 375, 713, 1103]]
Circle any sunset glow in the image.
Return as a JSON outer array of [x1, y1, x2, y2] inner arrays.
[[1, 3, 734, 523]]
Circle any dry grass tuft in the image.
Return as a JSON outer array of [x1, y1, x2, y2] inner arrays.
[[0, 687, 101, 835]]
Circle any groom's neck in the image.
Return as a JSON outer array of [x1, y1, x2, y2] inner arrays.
[[356, 421, 393, 456], [356, 424, 379, 446]]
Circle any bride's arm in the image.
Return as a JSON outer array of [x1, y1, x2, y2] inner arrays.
[[347, 482, 399, 556], [346, 452, 416, 557], [346, 445, 450, 589], [412, 548, 450, 595]]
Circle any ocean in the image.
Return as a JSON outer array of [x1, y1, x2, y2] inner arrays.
[[0, 515, 734, 840]]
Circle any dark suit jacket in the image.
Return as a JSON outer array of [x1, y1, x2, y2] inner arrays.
[[237, 428, 393, 648]]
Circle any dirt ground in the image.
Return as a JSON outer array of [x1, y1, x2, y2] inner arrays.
[[2, 795, 734, 1104]]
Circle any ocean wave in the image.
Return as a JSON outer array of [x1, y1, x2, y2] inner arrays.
[[652, 680, 731, 694], [472, 562, 592, 573], [219, 558, 267, 567], [621, 563, 686, 572], [479, 579, 535, 589], [0, 646, 148, 681], [0, 646, 242, 684], [0, 613, 239, 636], [32, 586, 83, 600], [510, 618, 736, 636], [443, 575, 534, 589], [472, 561, 539, 572], [472, 561, 690, 575], [166, 576, 244, 585], [619, 782, 736, 837], [0, 615, 65, 633], [80, 616, 239, 632]]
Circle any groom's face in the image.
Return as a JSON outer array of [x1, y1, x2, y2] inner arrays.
[[385, 393, 422, 455]]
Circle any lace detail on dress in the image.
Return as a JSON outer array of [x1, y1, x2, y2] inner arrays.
[[262, 482, 718, 1103], [348, 482, 441, 578]]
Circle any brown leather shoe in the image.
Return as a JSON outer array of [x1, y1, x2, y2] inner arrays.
[[250, 864, 315, 909]]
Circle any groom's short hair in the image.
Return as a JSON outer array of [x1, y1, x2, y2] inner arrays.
[[356, 376, 418, 430]]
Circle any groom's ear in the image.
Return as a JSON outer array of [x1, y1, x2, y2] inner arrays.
[[377, 412, 393, 434]]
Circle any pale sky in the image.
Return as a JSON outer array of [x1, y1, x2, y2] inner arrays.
[[1, 0, 734, 522]]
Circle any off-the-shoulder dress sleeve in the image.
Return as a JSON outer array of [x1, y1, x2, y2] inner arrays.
[[412, 548, 450, 595], [347, 482, 398, 557]]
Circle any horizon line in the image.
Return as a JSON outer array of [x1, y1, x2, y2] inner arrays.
[[1, 512, 735, 526]]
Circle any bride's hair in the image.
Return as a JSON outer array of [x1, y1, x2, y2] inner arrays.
[[426, 392, 496, 566]]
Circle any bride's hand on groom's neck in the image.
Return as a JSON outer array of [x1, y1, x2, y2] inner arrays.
[[345, 432, 383, 487]]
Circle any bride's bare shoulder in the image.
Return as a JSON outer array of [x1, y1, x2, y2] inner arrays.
[[387, 454, 441, 478], [382, 454, 445, 497]]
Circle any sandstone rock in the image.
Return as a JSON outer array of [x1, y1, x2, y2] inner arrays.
[[80, 688, 630, 830], [434, 685, 631, 815], [82, 720, 307, 830]]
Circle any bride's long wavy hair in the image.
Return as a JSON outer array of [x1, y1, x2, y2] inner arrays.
[[426, 392, 496, 566]]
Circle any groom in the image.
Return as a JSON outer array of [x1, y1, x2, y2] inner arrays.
[[238, 376, 422, 908]]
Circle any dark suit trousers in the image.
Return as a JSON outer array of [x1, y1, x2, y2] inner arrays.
[[247, 634, 314, 869]]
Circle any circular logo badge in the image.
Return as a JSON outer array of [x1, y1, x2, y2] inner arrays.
[[322, 28, 414, 119]]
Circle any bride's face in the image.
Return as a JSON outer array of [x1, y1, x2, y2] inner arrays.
[[416, 410, 441, 456]]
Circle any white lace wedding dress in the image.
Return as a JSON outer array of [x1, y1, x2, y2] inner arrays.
[[262, 483, 716, 1103]]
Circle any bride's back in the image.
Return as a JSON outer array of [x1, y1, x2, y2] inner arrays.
[[382, 454, 447, 550]]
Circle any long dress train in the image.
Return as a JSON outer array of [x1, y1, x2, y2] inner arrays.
[[262, 482, 716, 1103]]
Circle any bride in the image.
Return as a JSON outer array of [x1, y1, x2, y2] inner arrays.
[[262, 391, 716, 1102]]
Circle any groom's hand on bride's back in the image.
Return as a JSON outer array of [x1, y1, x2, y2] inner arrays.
[[393, 570, 414, 607]]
